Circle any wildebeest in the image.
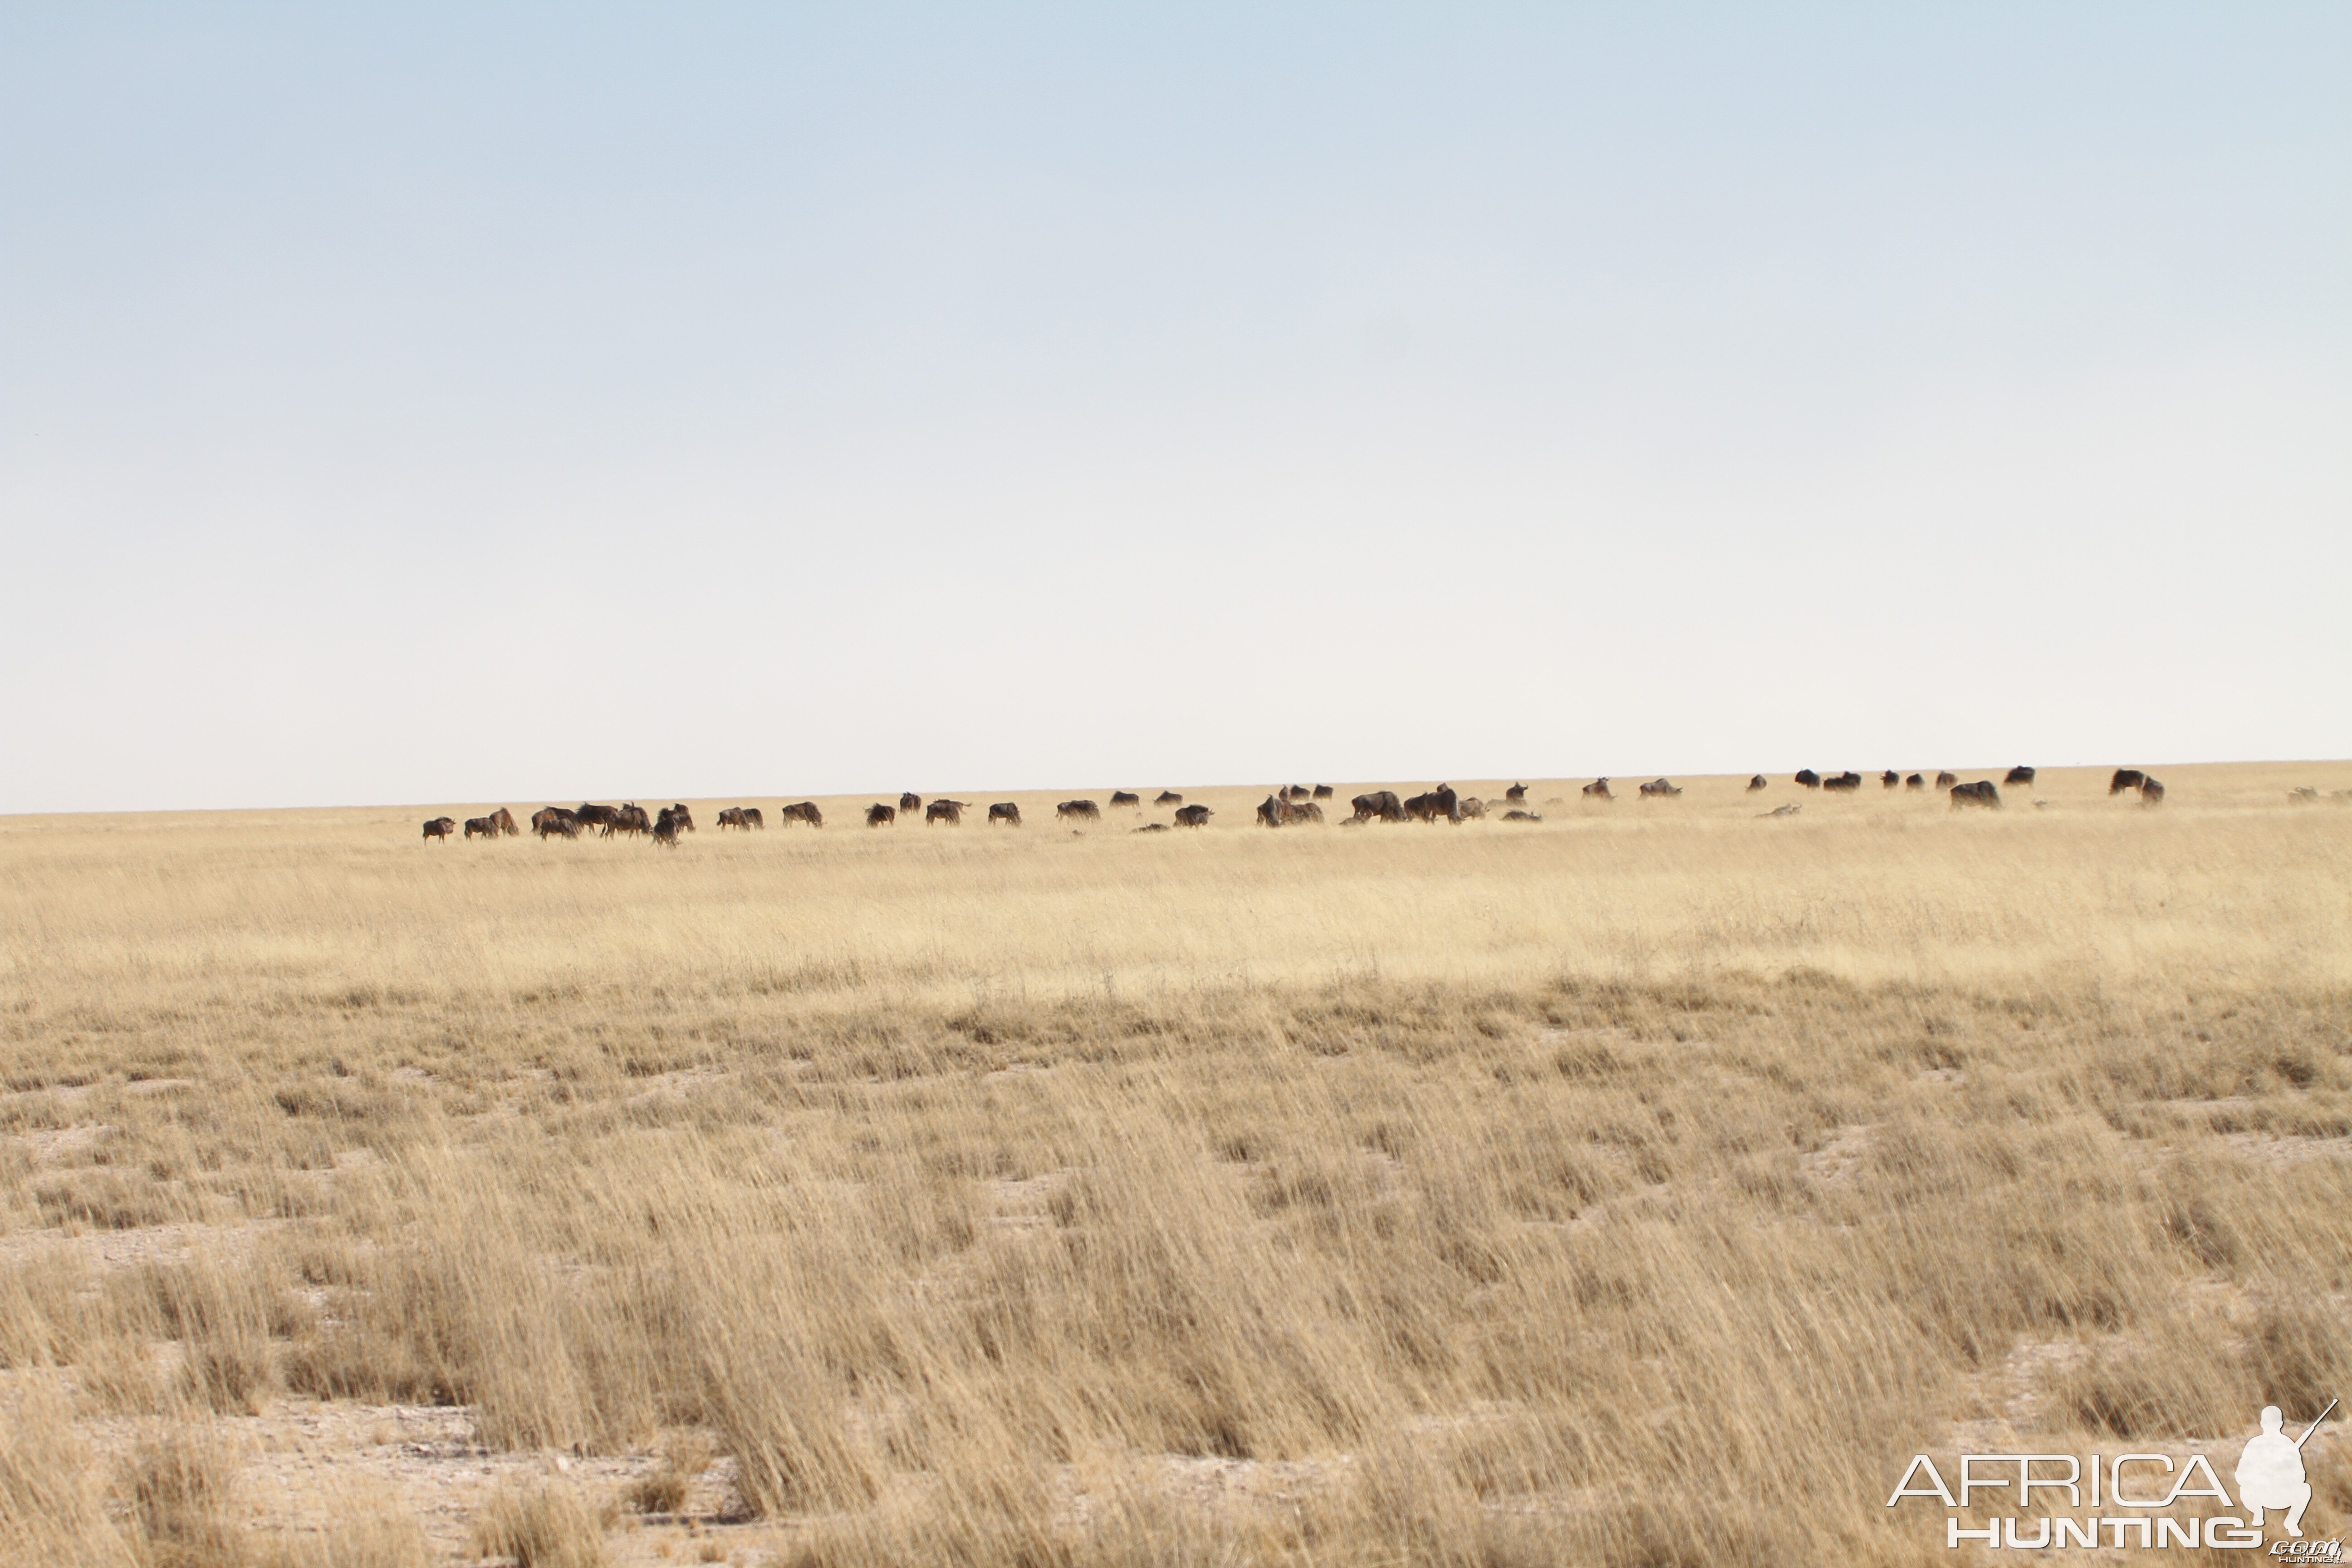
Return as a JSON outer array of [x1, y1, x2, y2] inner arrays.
[[900, 793, 921, 814], [2138, 776, 2164, 806], [866, 804, 896, 827], [1404, 785, 1462, 823], [2109, 769, 2146, 795], [926, 799, 967, 825], [1109, 791, 1141, 807], [422, 816, 456, 841], [652, 806, 685, 847], [666, 804, 696, 833], [1882, 770, 1901, 789], [611, 804, 654, 838], [1057, 799, 1101, 822], [576, 803, 622, 834], [463, 815, 500, 839], [535, 813, 580, 839], [1637, 778, 1682, 798], [1348, 790, 1407, 823], [716, 807, 764, 830], [1312, 784, 1334, 799], [1935, 771, 1957, 789], [1950, 780, 2001, 809], [1582, 778, 1613, 799], [1501, 809, 1541, 822], [1795, 769, 1821, 789], [1747, 775, 1767, 792], [1822, 772, 1862, 793], [1155, 790, 1183, 806], [988, 802, 1022, 826], [779, 801, 823, 827], [1905, 774, 1925, 790], [2004, 766, 2036, 786], [1457, 796, 1485, 818], [1282, 785, 1311, 803], [1505, 783, 1529, 803], [1134, 823, 1170, 833], [1173, 804, 1213, 827], [1257, 794, 1326, 826], [487, 807, 519, 836]]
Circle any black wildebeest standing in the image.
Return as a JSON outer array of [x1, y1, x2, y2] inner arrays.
[[866, 804, 896, 827], [1348, 790, 1407, 823], [536, 813, 580, 839], [1404, 785, 1462, 823], [667, 804, 696, 833], [1935, 771, 1957, 788], [422, 817, 456, 841], [1505, 782, 1529, 803], [611, 804, 654, 838], [1905, 774, 1926, 790], [1950, 780, 2001, 809], [2138, 777, 2165, 806], [988, 802, 1022, 826], [1312, 784, 1334, 799], [1747, 775, 1767, 792], [2004, 766, 2036, 786], [1638, 778, 1682, 798], [652, 806, 685, 847], [1057, 799, 1101, 822], [1173, 804, 1214, 827], [716, 807, 763, 830], [1822, 772, 1862, 793], [463, 815, 500, 840], [1795, 769, 1822, 788], [900, 793, 921, 815], [1110, 791, 1141, 808], [1882, 770, 1901, 789], [1583, 778, 1613, 799], [926, 799, 967, 825], [779, 801, 822, 827], [1155, 790, 1184, 806], [2109, 769, 2146, 795], [576, 803, 622, 835], [1282, 784, 1312, 803]]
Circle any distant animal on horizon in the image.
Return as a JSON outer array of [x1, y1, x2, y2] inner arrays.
[[1794, 770, 1821, 789], [1173, 804, 1214, 827], [463, 815, 500, 840], [1404, 785, 1462, 823], [1110, 791, 1141, 807], [1506, 783, 1529, 802], [988, 802, 1022, 826], [1312, 784, 1334, 799], [666, 804, 695, 833], [900, 793, 921, 815], [1583, 778, 1613, 799], [2004, 766, 2036, 786], [1349, 790, 1407, 823], [1258, 794, 1325, 826], [1935, 771, 1957, 788], [1822, 772, 1862, 793], [534, 813, 580, 839], [652, 806, 685, 847], [716, 807, 763, 830], [611, 804, 653, 838], [1282, 785, 1311, 803], [1882, 770, 1901, 789], [866, 804, 896, 827], [1155, 790, 1183, 805], [1950, 780, 2001, 809], [926, 799, 967, 825], [422, 817, 456, 841], [1456, 796, 1485, 818], [2110, 769, 2146, 794], [2137, 776, 2164, 806], [1057, 799, 1101, 822], [1905, 774, 1925, 791], [1748, 775, 1767, 792], [1638, 778, 1681, 798], [485, 807, 518, 837], [779, 801, 823, 827]]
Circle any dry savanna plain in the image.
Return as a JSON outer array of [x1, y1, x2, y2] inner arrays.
[[3, 764, 2350, 1568]]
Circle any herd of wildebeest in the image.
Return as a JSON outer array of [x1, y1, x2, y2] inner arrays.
[[419, 766, 2196, 843]]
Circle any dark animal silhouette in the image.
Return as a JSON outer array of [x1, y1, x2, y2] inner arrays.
[[900, 793, 921, 814], [1282, 785, 1311, 802], [926, 799, 967, 825], [866, 804, 896, 827], [1057, 799, 1101, 822], [1109, 791, 1141, 807], [1258, 794, 1326, 826], [1905, 774, 1925, 790], [1583, 778, 1613, 799], [575, 804, 622, 834], [779, 801, 823, 827], [535, 813, 580, 839], [1637, 778, 1682, 798], [1747, 776, 1767, 792], [422, 817, 456, 841], [1312, 784, 1334, 799], [1173, 804, 1213, 827], [1501, 809, 1542, 822], [717, 807, 764, 830], [2004, 766, 2036, 786], [1349, 790, 1407, 823], [666, 804, 696, 833], [1505, 783, 1529, 802], [988, 802, 1022, 826], [1950, 780, 2002, 809], [463, 816, 499, 840], [2110, 769, 2146, 795], [1822, 772, 1862, 793], [1456, 796, 1485, 818], [1134, 823, 1170, 833], [1935, 771, 1957, 788], [652, 806, 684, 847], [1795, 770, 1821, 788], [611, 804, 653, 838], [1882, 771, 1900, 789], [1155, 790, 1183, 806], [484, 808, 518, 837], [2138, 777, 2165, 806], [1404, 784, 1462, 823]]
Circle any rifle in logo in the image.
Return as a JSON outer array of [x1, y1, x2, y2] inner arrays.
[[2241, 1400, 2335, 1540]]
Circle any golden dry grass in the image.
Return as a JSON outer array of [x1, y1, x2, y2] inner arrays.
[[2, 761, 2349, 1564]]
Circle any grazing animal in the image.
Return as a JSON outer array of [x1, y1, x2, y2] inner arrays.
[[1257, 794, 1326, 826], [1173, 804, 1213, 827], [1747, 775, 1768, 792], [1795, 769, 1821, 788], [2138, 777, 2165, 806], [2110, 769, 2146, 795], [1155, 790, 1184, 806], [463, 815, 499, 840], [926, 799, 967, 825], [1282, 785, 1311, 803], [1950, 780, 2001, 809], [1404, 784, 1462, 823], [900, 793, 921, 815], [535, 813, 580, 839], [988, 802, 1022, 826], [778, 801, 822, 827], [611, 804, 653, 838], [1505, 783, 1529, 803], [1637, 778, 1682, 798], [2004, 766, 2036, 786], [1882, 770, 1901, 789], [1109, 791, 1141, 807], [1582, 778, 1613, 799], [1348, 790, 1407, 824], [575, 803, 622, 834], [652, 807, 684, 847], [666, 804, 696, 833], [1057, 799, 1101, 822], [1905, 774, 1925, 790], [1501, 808, 1542, 822], [1312, 784, 1334, 799], [1457, 797, 1485, 818], [1935, 771, 1957, 788], [530, 807, 577, 836], [422, 817, 456, 841], [715, 807, 749, 829], [1822, 772, 1862, 793], [866, 804, 896, 827]]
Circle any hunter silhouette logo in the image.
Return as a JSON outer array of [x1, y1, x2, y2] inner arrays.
[[1886, 1398, 2336, 1552]]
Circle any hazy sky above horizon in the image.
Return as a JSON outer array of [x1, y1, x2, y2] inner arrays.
[[3, 5, 2347, 813]]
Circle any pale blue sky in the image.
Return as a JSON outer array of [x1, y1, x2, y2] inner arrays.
[[3, 5, 2346, 811]]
